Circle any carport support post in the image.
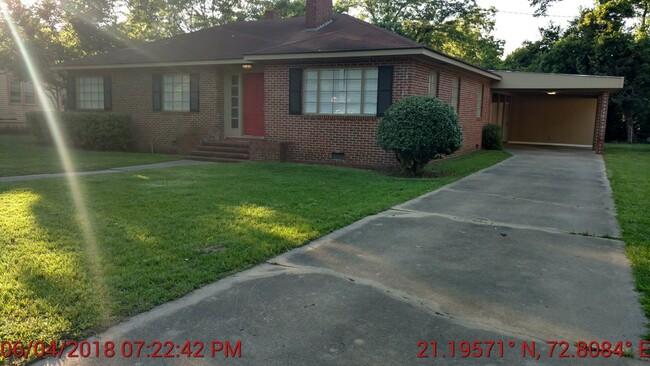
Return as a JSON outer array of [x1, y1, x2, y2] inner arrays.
[[593, 92, 609, 154]]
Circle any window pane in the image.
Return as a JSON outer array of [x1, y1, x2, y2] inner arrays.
[[10, 80, 21, 103], [364, 68, 378, 79], [363, 103, 377, 114], [305, 102, 317, 113], [347, 69, 362, 79], [333, 103, 346, 114], [305, 70, 318, 81], [76, 77, 104, 109], [429, 72, 438, 97], [320, 70, 334, 79], [320, 79, 333, 92], [305, 78, 318, 91], [348, 91, 361, 104], [302, 67, 379, 116], [319, 102, 333, 114], [347, 79, 361, 92], [305, 91, 317, 103], [333, 79, 346, 92], [162, 73, 190, 111], [333, 92, 346, 103], [347, 103, 361, 114]]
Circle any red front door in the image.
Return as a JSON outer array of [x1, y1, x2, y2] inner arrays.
[[243, 73, 265, 136]]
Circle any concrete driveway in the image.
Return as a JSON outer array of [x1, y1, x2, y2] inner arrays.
[[40, 146, 646, 366]]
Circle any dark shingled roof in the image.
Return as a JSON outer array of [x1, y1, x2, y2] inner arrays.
[[61, 14, 423, 67]]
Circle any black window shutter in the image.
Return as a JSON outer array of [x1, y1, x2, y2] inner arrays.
[[103, 75, 112, 110], [190, 73, 199, 112], [66, 74, 76, 110], [377, 66, 394, 116], [152, 74, 162, 111], [289, 68, 302, 115]]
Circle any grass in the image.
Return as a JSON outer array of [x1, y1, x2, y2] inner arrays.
[[604, 143, 650, 336], [0, 149, 510, 365], [0, 135, 180, 177]]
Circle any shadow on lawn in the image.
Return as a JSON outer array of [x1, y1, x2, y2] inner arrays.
[[1, 171, 320, 355]]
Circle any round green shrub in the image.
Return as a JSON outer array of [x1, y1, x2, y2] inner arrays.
[[482, 124, 502, 150], [377, 96, 462, 176]]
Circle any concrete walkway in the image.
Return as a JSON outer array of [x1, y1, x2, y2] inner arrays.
[[38, 146, 646, 365], [0, 160, 211, 183]]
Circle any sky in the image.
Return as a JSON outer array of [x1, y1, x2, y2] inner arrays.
[[475, 0, 595, 56]]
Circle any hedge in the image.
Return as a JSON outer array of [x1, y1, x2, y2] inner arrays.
[[27, 111, 133, 151], [482, 124, 502, 150], [377, 96, 462, 176]]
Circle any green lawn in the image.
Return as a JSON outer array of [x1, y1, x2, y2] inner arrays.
[[0, 135, 180, 177], [604, 143, 650, 335], [0, 149, 509, 364]]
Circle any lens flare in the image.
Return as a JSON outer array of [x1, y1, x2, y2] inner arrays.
[[1, 3, 111, 323]]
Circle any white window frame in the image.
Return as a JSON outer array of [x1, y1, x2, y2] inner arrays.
[[428, 71, 439, 98], [163, 73, 190, 112], [451, 77, 460, 113], [476, 84, 484, 118], [303, 67, 378, 115], [76, 76, 104, 110]]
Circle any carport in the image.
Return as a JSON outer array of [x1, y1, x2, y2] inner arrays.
[[490, 71, 624, 153]]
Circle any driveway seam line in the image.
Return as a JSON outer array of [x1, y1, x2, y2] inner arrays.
[[387, 208, 624, 242], [268, 260, 554, 343]]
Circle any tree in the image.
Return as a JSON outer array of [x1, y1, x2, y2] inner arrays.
[[120, 0, 309, 41], [345, 0, 504, 68], [377, 96, 462, 176], [508, 0, 650, 142], [0, 0, 125, 109]]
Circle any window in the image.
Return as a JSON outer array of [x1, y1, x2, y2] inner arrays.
[[451, 77, 460, 112], [230, 75, 240, 128], [303, 68, 378, 115], [76, 77, 104, 109], [476, 84, 484, 118], [428, 71, 438, 98], [163, 74, 190, 111], [10, 79, 21, 103], [24, 81, 35, 104]]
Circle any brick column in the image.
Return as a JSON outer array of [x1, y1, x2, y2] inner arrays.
[[593, 92, 609, 154]]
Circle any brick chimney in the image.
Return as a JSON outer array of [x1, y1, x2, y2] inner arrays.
[[264, 10, 279, 20], [306, 0, 332, 28]]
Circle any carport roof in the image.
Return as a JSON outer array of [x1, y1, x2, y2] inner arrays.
[[491, 70, 624, 94]]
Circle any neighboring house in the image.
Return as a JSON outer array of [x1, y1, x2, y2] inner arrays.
[[53, 0, 623, 167], [0, 71, 61, 132]]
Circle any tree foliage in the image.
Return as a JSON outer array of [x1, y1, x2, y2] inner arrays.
[[346, 0, 504, 68], [508, 0, 650, 142], [1, 0, 504, 111]]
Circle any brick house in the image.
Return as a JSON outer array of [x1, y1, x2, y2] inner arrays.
[[54, 0, 623, 167]]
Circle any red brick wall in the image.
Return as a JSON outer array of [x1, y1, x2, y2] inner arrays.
[[70, 67, 224, 155], [408, 61, 493, 155], [306, 0, 333, 28], [264, 58, 493, 168], [70, 58, 493, 165], [593, 92, 609, 154]]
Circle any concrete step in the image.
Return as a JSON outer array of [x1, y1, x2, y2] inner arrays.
[[200, 141, 249, 149], [196, 145, 250, 154], [190, 150, 249, 160], [184, 155, 245, 163]]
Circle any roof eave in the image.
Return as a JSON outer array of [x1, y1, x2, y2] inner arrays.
[[244, 48, 501, 80], [51, 59, 247, 71]]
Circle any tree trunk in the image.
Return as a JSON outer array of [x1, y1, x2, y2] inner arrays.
[[626, 113, 635, 143]]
